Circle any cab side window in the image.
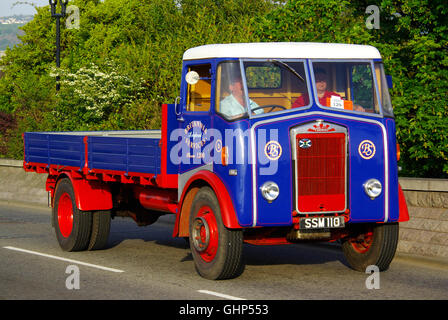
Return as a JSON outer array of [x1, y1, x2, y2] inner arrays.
[[186, 64, 212, 112], [215, 61, 249, 120]]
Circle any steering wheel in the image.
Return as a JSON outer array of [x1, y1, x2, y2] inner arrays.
[[251, 105, 287, 113]]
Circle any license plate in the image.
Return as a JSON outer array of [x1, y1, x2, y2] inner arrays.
[[299, 216, 345, 230]]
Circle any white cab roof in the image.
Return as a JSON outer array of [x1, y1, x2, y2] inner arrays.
[[183, 42, 382, 60]]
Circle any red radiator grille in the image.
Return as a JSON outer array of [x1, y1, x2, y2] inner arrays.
[[296, 132, 346, 213]]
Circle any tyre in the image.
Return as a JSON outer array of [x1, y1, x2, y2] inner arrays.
[[53, 178, 92, 252], [88, 210, 111, 250], [189, 187, 244, 280], [342, 223, 399, 272]]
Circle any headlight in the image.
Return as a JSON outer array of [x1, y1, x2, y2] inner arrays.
[[363, 179, 382, 199], [260, 181, 279, 202]]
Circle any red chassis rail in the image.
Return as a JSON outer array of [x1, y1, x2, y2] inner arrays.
[[24, 162, 178, 212]]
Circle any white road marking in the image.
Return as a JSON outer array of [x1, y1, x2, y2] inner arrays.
[[197, 290, 246, 300], [3, 246, 124, 273]]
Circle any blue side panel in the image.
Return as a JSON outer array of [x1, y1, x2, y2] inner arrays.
[[24, 132, 84, 168], [87, 136, 161, 174], [213, 115, 254, 227]]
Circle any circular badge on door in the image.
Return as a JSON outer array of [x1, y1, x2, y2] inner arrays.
[[264, 141, 282, 161], [358, 140, 376, 159]]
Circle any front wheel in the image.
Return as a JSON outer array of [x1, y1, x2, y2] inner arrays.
[[341, 223, 399, 272], [189, 187, 244, 280]]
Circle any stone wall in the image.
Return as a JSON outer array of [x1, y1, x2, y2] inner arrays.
[[398, 178, 448, 258], [0, 159, 47, 206]]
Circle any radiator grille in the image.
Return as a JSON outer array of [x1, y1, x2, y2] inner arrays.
[[296, 133, 346, 213]]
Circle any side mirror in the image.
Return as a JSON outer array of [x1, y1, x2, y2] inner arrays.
[[386, 75, 393, 89], [174, 96, 184, 122], [185, 71, 200, 85]]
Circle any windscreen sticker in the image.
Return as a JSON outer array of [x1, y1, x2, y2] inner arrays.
[[330, 96, 344, 109]]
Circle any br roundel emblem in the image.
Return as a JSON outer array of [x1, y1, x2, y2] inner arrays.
[[358, 140, 376, 159], [264, 141, 282, 161]]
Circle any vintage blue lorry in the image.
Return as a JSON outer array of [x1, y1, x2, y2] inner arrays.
[[23, 42, 409, 279]]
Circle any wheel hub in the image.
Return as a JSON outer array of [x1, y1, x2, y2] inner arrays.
[[57, 192, 74, 238], [192, 217, 210, 252], [191, 206, 219, 262], [349, 230, 374, 254]]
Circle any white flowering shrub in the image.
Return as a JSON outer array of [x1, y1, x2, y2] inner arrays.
[[50, 62, 145, 130]]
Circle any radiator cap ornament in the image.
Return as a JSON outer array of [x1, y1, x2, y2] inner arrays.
[[307, 120, 336, 132]]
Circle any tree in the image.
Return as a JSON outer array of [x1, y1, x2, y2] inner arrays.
[[371, 0, 448, 177], [255, 0, 373, 44]]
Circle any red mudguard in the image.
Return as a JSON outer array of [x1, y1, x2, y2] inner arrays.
[[174, 170, 241, 237], [49, 173, 113, 211], [398, 183, 410, 222]]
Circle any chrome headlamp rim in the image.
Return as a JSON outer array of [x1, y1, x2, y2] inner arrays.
[[260, 181, 280, 202], [363, 178, 382, 199]]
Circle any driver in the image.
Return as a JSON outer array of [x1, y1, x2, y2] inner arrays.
[[220, 74, 263, 119]]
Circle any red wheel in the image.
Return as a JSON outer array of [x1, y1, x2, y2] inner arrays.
[[53, 178, 92, 252], [57, 192, 74, 238], [342, 223, 399, 272], [189, 187, 244, 280], [191, 205, 219, 263]]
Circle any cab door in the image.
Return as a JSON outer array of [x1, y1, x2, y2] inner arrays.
[[176, 62, 215, 177]]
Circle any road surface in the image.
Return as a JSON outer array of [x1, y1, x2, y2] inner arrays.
[[1, 201, 447, 302]]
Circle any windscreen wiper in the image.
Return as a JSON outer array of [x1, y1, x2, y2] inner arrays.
[[268, 59, 305, 83]]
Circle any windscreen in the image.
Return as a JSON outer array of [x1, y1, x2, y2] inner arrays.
[[309, 61, 380, 114], [243, 60, 310, 115]]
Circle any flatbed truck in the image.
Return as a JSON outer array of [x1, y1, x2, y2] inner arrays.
[[23, 42, 409, 279]]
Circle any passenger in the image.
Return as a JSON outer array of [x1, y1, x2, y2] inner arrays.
[[292, 69, 365, 112]]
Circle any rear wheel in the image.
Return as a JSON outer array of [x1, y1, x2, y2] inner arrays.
[[189, 187, 244, 280], [53, 178, 92, 252], [88, 210, 111, 250], [342, 223, 399, 272]]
